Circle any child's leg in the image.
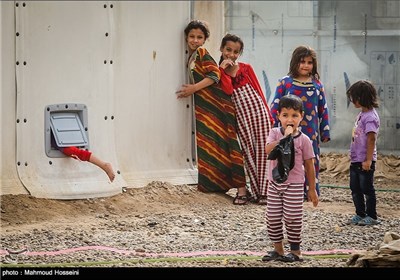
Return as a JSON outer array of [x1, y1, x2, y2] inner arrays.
[[283, 183, 304, 256], [266, 181, 285, 254], [359, 162, 377, 219], [262, 241, 284, 261], [349, 163, 367, 217], [272, 242, 285, 255], [61, 146, 91, 161], [262, 181, 288, 262], [61, 147, 115, 182], [88, 154, 115, 182], [289, 243, 301, 257]]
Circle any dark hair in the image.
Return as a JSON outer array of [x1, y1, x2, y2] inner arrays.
[[218, 33, 244, 65], [346, 80, 379, 109], [288, 45, 320, 80], [184, 19, 210, 40], [278, 94, 304, 113]]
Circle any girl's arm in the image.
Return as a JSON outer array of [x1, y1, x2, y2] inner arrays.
[[304, 158, 318, 207], [176, 77, 215, 98], [265, 140, 279, 155], [270, 77, 290, 127], [363, 131, 377, 171], [265, 126, 293, 154], [177, 47, 219, 98], [266, 128, 278, 155], [317, 82, 331, 143], [219, 68, 234, 95], [246, 64, 267, 105]]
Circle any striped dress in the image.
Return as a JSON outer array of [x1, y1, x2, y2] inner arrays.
[[220, 62, 274, 201], [188, 47, 246, 193]]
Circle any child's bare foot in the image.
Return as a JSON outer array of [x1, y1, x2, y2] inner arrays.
[[103, 163, 115, 182]]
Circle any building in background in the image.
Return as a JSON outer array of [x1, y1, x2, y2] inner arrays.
[[223, 0, 400, 153]]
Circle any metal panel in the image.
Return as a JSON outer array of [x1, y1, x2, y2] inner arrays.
[[50, 113, 88, 147], [225, 0, 400, 154], [44, 103, 90, 158]]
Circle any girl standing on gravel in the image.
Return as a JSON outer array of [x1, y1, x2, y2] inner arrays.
[[219, 34, 274, 205], [263, 94, 318, 263], [176, 20, 247, 198], [270, 45, 330, 199], [346, 80, 380, 226]]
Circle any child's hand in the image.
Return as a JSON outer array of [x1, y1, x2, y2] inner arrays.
[[220, 59, 235, 69], [71, 154, 80, 161], [362, 160, 372, 171], [176, 84, 195, 98], [284, 125, 294, 136], [307, 189, 319, 207]]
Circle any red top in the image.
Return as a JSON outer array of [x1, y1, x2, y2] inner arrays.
[[220, 62, 273, 122]]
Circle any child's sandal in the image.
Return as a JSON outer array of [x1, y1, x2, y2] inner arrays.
[[262, 251, 283, 262], [279, 253, 303, 262], [233, 194, 248, 205], [258, 195, 268, 205]]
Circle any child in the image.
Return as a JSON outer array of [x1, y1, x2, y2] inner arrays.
[[60, 146, 115, 182], [270, 45, 330, 199], [346, 80, 380, 226], [176, 20, 247, 199], [263, 94, 318, 263], [219, 34, 274, 205]]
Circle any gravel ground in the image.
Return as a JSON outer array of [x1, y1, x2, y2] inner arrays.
[[1, 183, 399, 268]]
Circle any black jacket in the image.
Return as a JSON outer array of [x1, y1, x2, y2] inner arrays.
[[267, 133, 295, 183]]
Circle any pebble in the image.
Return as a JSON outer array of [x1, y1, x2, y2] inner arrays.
[[1, 185, 399, 268]]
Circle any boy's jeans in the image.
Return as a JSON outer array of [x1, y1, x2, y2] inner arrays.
[[349, 161, 377, 220]]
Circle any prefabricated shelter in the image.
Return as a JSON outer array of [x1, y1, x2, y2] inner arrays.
[[0, 1, 225, 199]]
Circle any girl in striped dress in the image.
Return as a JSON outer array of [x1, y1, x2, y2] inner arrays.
[[176, 20, 247, 199], [219, 34, 274, 205]]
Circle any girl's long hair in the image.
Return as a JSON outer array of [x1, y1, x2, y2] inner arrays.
[[288, 45, 320, 80]]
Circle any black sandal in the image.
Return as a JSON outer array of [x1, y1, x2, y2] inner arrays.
[[262, 251, 283, 262], [233, 194, 248, 205], [279, 252, 303, 262], [246, 190, 258, 204], [258, 195, 268, 205]]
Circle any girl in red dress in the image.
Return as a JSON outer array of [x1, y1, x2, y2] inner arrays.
[[219, 34, 274, 205]]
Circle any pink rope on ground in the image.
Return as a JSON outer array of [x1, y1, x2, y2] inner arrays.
[[0, 246, 355, 258]]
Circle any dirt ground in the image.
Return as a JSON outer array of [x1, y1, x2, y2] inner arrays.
[[1, 152, 399, 230], [319, 152, 400, 190], [1, 152, 399, 228], [0, 152, 399, 268]]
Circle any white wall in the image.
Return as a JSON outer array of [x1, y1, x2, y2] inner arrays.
[[1, 1, 204, 198], [1, 1, 28, 195]]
